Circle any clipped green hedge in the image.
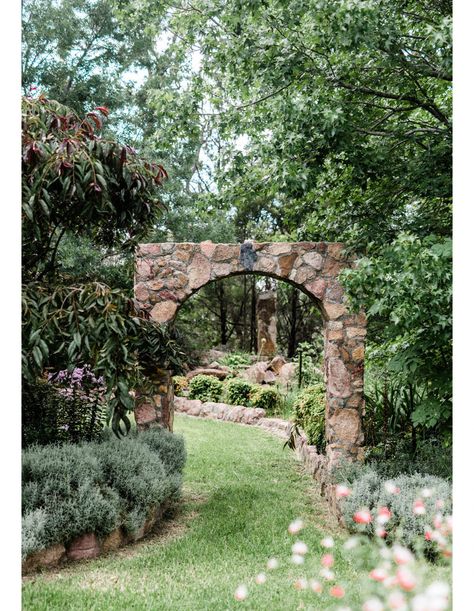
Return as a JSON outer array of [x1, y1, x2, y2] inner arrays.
[[292, 383, 326, 451], [224, 378, 254, 406], [188, 374, 223, 402], [249, 386, 282, 414], [22, 428, 186, 559]]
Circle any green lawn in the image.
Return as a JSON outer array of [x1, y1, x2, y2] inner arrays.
[[22, 415, 448, 610]]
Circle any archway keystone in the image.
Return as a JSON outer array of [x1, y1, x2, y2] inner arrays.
[[134, 240, 366, 465]]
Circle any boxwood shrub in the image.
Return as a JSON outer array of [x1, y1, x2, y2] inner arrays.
[[22, 428, 186, 559], [224, 378, 254, 406], [249, 386, 282, 414], [188, 374, 223, 402]]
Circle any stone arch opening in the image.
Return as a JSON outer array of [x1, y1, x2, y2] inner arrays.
[[171, 272, 324, 359], [134, 241, 366, 466]]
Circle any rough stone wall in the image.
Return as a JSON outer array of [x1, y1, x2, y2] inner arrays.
[[134, 240, 366, 465], [135, 368, 174, 431], [257, 290, 277, 357]]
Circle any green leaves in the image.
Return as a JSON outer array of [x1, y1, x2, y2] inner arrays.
[[342, 234, 452, 431], [22, 96, 167, 281], [22, 281, 185, 437]]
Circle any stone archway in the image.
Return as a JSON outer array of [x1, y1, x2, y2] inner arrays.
[[134, 241, 366, 465]]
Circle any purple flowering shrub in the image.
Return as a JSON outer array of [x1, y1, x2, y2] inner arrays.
[[22, 367, 108, 446]]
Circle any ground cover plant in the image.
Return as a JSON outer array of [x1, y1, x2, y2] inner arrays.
[[22, 428, 185, 560], [22, 415, 449, 610]]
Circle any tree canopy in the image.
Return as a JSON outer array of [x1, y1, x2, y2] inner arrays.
[[22, 0, 452, 438]]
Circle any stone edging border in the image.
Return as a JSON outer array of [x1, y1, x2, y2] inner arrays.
[[174, 397, 344, 523], [22, 501, 170, 574]]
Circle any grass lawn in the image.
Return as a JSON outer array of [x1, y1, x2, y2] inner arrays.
[[22, 415, 449, 610]]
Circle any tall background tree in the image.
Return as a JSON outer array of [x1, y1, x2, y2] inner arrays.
[[23, 0, 452, 442]]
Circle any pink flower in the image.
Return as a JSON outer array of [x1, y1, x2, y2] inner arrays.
[[292, 541, 308, 555], [384, 481, 401, 494], [435, 499, 445, 509], [330, 585, 345, 598], [387, 591, 407, 609], [234, 585, 248, 601], [433, 513, 443, 529], [267, 557, 278, 570], [413, 499, 426, 515], [363, 598, 384, 611], [369, 568, 388, 582], [321, 536, 335, 548], [375, 526, 387, 538], [425, 530, 433, 541], [396, 567, 417, 591], [293, 578, 308, 590], [255, 573, 266, 584], [291, 554, 305, 565], [343, 537, 359, 550], [377, 506, 392, 524], [310, 579, 322, 593], [446, 515, 453, 533], [321, 553, 334, 568], [320, 568, 335, 580], [288, 519, 304, 534], [353, 509, 372, 524], [393, 545, 414, 565], [383, 575, 399, 588], [336, 484, 351, 498]]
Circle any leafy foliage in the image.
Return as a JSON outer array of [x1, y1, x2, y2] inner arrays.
[[343, 234, 452, 434], [294, 341, 324, 387], [22, 428, 186, 558], [224, 378, 254, 406], [21, 96, 182, 436], [22, 0, 166, 120], [22, 95, 166, 281], [219, 352, 253, 370], [337, 468, 451, 557], [188, 374, 223, 403], [22, 379, 107, 447], [292, 383, 326, 451], [172, 375, 188, 397], [22, 281, 184, 436], [249, 386, 282, 414]]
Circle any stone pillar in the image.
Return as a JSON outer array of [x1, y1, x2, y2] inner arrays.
[[257, 290, 277, 357], [323, 313, 366, 468], [134, 368, 174, 431]]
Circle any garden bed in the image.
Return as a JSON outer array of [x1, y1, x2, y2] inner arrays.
[[22, 428, 186, 574]]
